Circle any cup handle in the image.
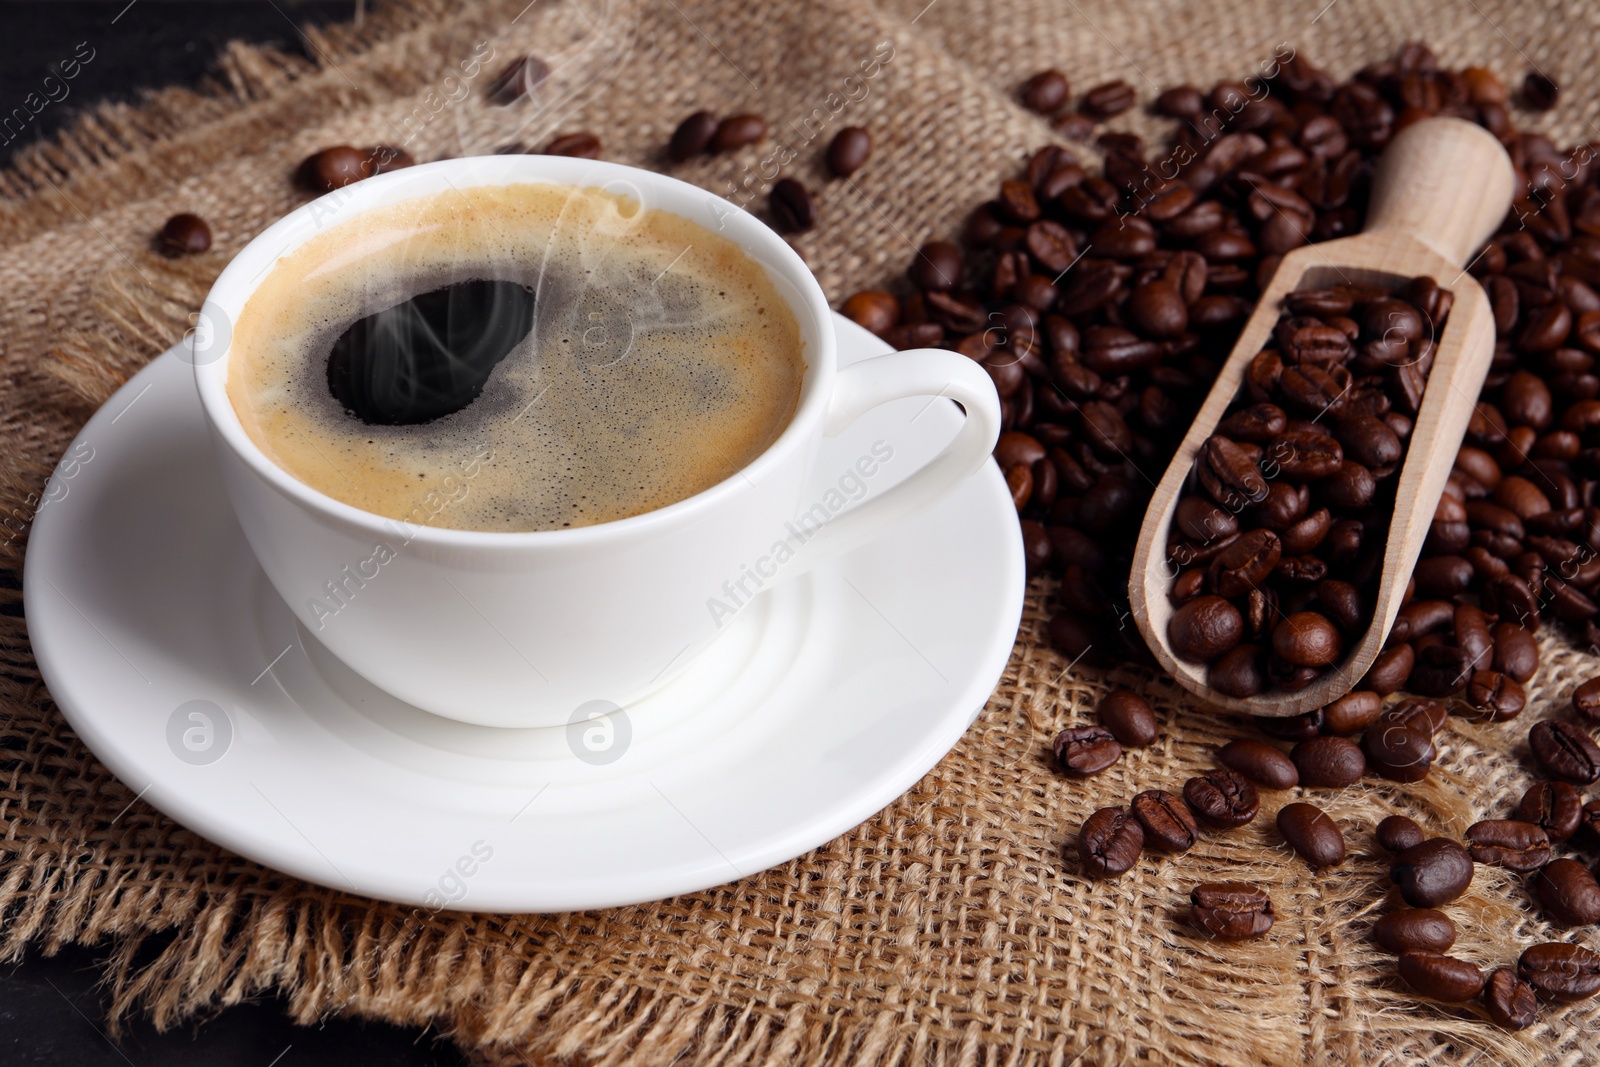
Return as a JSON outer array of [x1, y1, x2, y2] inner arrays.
[[787, 347, 1002, 569]]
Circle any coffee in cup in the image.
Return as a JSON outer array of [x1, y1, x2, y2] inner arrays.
[[226, 182, 806, 532]]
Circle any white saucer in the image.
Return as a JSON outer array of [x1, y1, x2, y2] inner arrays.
[[23, 314, 1024, 911]]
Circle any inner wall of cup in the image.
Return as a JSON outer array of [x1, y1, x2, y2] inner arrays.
[[195, 157, 836, 536]]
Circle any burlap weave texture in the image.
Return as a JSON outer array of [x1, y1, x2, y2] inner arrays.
[[3, 1, 1599, 1064]]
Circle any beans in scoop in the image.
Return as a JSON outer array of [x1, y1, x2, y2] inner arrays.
[[1164, 278, 1451, 695]]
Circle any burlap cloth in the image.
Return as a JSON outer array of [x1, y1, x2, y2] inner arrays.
[[4, 0, 1600, 1063]]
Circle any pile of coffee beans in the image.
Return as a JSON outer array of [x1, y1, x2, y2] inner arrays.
[[836, 40, 1600, 1029], [1165, 278, 1451, 696], [1370, 808, 1600, 1025], [836, 43, 1600, 700]]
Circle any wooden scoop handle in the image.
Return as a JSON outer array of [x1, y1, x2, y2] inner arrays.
[[1364, 117, 1517, 267]]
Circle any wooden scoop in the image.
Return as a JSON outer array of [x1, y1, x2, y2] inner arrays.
[[1129, 117, 1516, 716]]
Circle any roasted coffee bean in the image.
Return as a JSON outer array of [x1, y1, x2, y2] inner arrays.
[[1391, 838, 1474, 907], [1281, 364, 1354, 416], [1483, 967, 1540, 1030], [1531, 859, 1600, 925], [841, 290, 900, 335], [1020, 70, 1070, 113], [1168, 595, 1244, 661], [486, 55, 548, 103], [1491, 623, 1539, 682], [1362, 720, 1436, 783], [1528, 719, 1600, 783], [1464, 819, 1552, 871], [1399, 951, 1486, 1002], [1052, 725, 1123, 776], [1291, 735, 1366, 788], [1519, 942, 1600, 1002], [711, 113, 767, 151], [1097, 689, 1158, 747], [544, 131, 601, 158], [1052, 111, 1096, 139], [1080, 325, 1164, 374], [1373, 908, 1456, 954], [1171, 569, 1206, 603], [1315, 578, 1362, 632], [826, 126, 871, 177], [1025, 220, 1079, 276], [911, 240, 963, 292], [1212, 529, 1282, 597], [1503, 369, 1556, 423], [1081, 79, 1136, 118], [1127, 280, 1188, 339], [1131, 788, 1199, 853], [668, 110, 719, 161], [1573, 676, 1600, 723], [1523, 71, 1560, 110], [1463, 670, 1525, 720], [1190, 882, 1274, 940], [1154, 85, 1204, 117], [1518, 781, 1584, 843], [297, 145, 371, 191], [1277, 802, 1345, 867], [1494, 475, 1552, 519], [1077, 806, 1143, 879], [1219, 739, 1298, 789], [995, 431, 1047, 469], [1218, 404, 1287, 443], [998, 179, 1041, 223], [1379, 697, 1448, 737], [1208, 644, 1266, 697], [1251, 486, 1311, 539], [1272, 612, 1343, 668], [769, 178, 816, 232], [1377, 814, 1426, 853], [1268, 431, 1343, 480], [1393, 600, 1455, 643], [1323, 691, 1383, 734], [1337, 415, 1402, 469], [1413, 556, 1474, 599], [156, 212, 211, 256], [1363, 645, 1416, 695], [1183, 767, 1260, 828], [1176, 496, 1240, 544]]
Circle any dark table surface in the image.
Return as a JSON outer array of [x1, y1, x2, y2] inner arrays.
[[3, 3, 470, 1063]]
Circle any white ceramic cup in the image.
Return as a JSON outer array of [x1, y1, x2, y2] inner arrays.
[[192, 155, 1001, 728]]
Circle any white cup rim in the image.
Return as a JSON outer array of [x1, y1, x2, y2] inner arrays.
[[192, 155, 836, 546]]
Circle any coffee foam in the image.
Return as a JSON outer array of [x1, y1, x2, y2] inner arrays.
[[226, 182, 806, 532]]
